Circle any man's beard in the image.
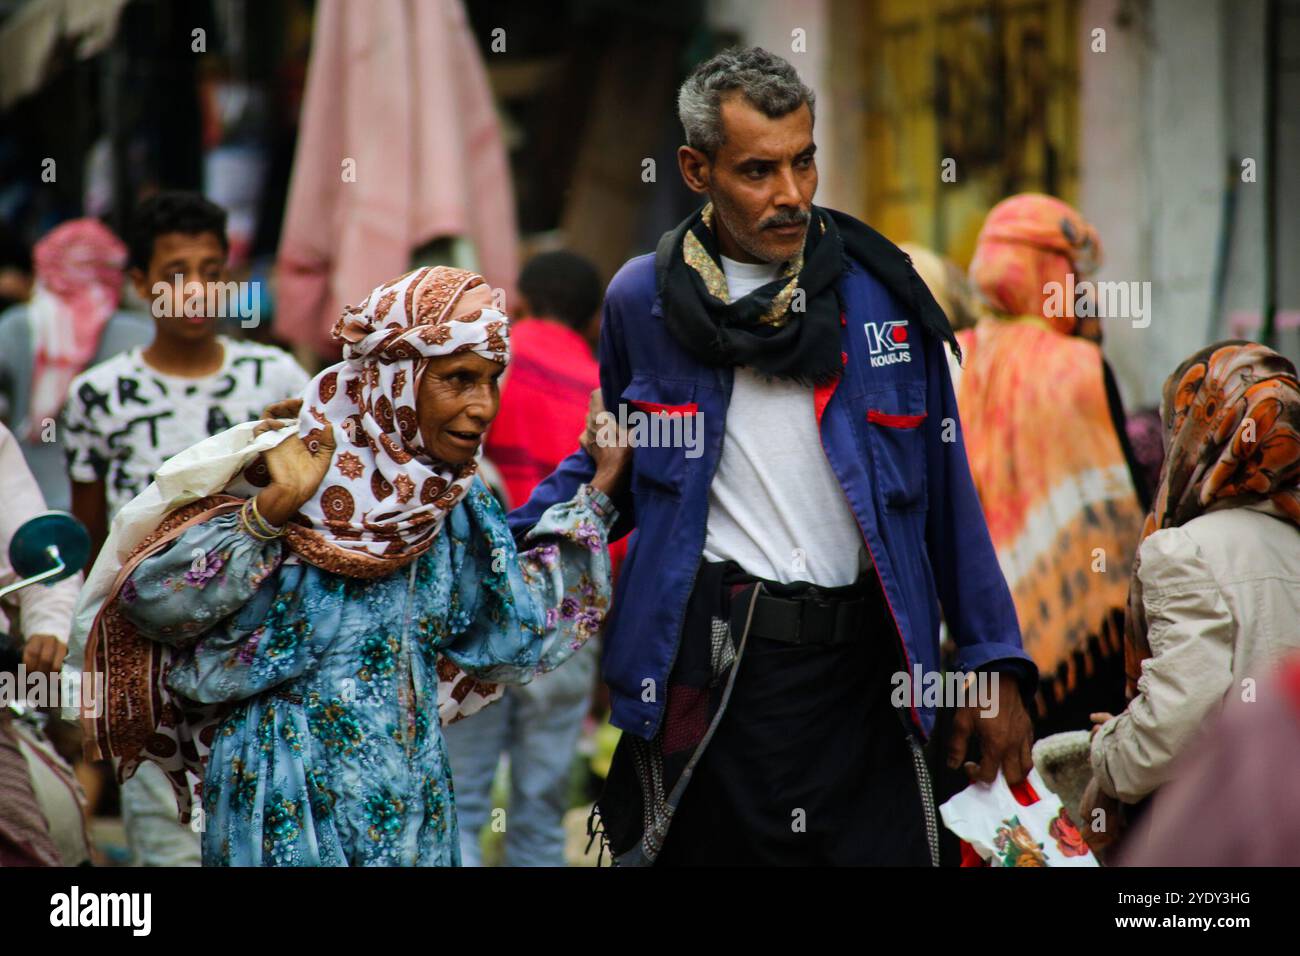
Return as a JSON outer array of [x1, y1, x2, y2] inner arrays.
[[711, 192, 809, 265]]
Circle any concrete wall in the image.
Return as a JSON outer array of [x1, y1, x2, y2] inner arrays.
[[1080, 0, 1271, 408]]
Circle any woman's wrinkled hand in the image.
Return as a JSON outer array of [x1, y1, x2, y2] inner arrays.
[[256, 421, 337, 526], [580, 388, 630, 498], [254, 397, 304, 436]]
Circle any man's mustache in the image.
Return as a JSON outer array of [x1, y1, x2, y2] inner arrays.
[[761, 209, 812, 230]]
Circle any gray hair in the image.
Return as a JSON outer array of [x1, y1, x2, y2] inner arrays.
[[677, 46, 816, 157]]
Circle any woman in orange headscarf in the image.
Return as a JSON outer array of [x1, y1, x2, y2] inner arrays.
[[956, 194, 1146, 735]]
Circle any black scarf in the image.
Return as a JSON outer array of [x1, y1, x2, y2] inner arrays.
[[655, 204, 961, 384]]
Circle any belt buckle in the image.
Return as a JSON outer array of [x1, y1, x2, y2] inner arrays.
[[799, 595, 838, 644]]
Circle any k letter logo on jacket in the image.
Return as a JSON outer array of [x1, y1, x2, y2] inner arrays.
[[865, 320, 912, 367]]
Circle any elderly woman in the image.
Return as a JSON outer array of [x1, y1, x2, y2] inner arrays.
[[1084, 342, 1300, 853], [82, 266, 628, 866], [956, 194, 1147, 735]]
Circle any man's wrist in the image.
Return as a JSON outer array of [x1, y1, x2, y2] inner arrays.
[[588, 468, 622, 499]]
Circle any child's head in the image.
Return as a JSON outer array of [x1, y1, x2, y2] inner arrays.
[[516, 250, 603, 344], [127, 191, 229, 341]]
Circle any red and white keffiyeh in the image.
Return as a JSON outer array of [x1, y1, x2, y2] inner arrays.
[[26, 219, 126, 440]]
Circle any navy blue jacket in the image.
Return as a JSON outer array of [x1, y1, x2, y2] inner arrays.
[[508, 248, 1035, 740]]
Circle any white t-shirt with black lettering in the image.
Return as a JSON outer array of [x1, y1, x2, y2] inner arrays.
[[62, 336, 310, 519]]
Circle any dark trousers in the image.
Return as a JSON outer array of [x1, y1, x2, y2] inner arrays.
[[654, 627, 933, 866]]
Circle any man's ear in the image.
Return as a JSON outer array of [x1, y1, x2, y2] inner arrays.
[[677, 145, 711, 195]]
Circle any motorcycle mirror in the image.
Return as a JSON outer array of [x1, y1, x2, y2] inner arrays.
[[8, 511, 90, 584]]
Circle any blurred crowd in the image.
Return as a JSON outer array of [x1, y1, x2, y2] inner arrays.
[[1, 121, 1297, 869]]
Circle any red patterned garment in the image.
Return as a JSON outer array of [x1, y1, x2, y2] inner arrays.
[[25, 218, 126, 441]]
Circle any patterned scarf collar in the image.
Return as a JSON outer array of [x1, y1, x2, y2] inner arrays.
[[1125, 341, 1300, 693], [657, 203, 960, 383], [659, 202, 845, 384], [242, 266, 510, 578], [684, 203, 811, 323]]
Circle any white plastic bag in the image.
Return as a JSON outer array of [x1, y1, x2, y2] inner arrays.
[[940, 767, 1098, 867]]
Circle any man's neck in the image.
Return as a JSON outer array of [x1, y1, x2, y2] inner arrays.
[[142, 333, 225, 378]]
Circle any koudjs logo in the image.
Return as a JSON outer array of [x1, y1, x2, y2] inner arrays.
[[865, 320, 912, 367]]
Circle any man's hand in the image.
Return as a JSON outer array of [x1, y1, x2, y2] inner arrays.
[[946, 671, 1034, 785], [580, 389, 631, 498], [22, 633, 67, 675]]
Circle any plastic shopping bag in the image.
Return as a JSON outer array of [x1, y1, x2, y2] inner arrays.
[[940, 767, 1098, 867]]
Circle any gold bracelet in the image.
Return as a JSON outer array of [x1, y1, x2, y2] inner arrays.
[[241, 498, 284, 541], [248, 495, 285, 537]]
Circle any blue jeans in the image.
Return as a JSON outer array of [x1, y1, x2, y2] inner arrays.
[[443, 643, 595, 866]]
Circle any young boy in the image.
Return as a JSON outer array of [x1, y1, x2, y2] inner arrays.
[[61, 191, 309, 867], [63, 191, 309, 562]]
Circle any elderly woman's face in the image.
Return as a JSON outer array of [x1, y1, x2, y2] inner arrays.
[[416, 352, 504, 464]]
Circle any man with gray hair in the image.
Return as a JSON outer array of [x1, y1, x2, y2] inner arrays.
[[510, 46, 1036, 865]]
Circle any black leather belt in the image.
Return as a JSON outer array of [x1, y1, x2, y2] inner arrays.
[[730, 583, 869, 646]]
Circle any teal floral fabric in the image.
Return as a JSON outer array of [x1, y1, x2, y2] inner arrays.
[[119, 479, 614, 866]]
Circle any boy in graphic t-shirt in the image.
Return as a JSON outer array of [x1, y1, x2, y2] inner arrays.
[[62, 192, 309, 561], [60, 190, 309, 867]]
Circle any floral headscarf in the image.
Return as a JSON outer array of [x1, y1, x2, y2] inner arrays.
[[968, 194, 1102, 336], [245, 266, 510, 578], [26, 219, 126, 440], [1124, 341, 1300, 693]]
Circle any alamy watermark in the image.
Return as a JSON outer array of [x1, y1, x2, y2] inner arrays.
[[593, 404, 703, 459], [891, 665, 999, 718], [50, 886, 150, 936], [0, 665, 103, 717], [151, 276, 261, 328], [1043, 273, 1151, 329]]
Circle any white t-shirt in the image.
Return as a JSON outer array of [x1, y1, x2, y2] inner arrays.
[[702, 256, 867, 586], [62, 337, 310, 519]]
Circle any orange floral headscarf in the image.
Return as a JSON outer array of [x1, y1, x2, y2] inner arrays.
[[1124, 341, 1300, 692], [968, 194, 1102, 336]]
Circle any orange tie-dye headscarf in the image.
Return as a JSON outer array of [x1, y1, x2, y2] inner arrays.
[[968, 193, 1102, 336], [1124, 342, 1300, 693]]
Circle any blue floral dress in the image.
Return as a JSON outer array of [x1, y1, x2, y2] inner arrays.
[[118, 479, 614, 866]]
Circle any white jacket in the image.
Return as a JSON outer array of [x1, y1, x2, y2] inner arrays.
[[1091, 503, 1300, 803], [0, 424, 82, 643]]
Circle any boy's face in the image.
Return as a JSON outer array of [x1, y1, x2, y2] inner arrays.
[[132, 231, 227, 341]]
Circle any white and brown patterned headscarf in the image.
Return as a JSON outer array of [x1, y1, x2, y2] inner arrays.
[[247, 265, 509, 578]]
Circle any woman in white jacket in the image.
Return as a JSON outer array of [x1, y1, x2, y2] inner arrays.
[[0, 421, 88, 865], [1085, 342, 1300, 849]]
